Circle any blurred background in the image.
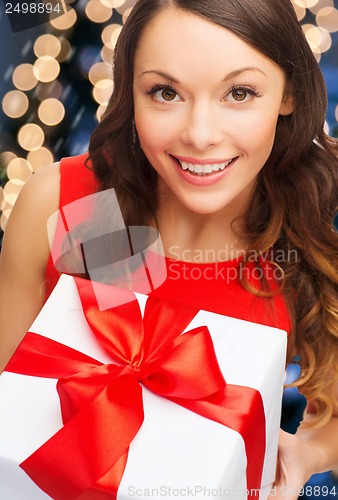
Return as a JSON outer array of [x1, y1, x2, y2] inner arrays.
[[0, 0, 338, 498]]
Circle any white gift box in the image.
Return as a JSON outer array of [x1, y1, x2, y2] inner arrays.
[[0, 274, 287, 500]]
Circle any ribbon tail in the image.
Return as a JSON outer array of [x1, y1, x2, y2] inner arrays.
[[5, 332, 101, 378], [20, 375, 144, 500], [171, 385, 266, 499], [77, 452, 129, 500]]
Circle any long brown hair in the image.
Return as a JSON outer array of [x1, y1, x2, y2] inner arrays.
[[88, 0, 338, 426]]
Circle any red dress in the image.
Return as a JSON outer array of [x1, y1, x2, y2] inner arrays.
[[45, 153, 291, 334]]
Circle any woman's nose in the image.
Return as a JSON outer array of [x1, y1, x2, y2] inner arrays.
[[181, 102, 225, 151]]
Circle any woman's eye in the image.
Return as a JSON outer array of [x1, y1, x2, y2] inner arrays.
[[226, 87, 260, 103], [146, 85, 181, 102], [159, 88, 178, 101]]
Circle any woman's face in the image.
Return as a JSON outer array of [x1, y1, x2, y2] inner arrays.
[[133, 7, 293, 216]]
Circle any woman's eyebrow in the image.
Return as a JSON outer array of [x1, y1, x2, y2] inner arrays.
[[223, 67, 268, 80], [138, 67, 267, 82], [139, 70, 180, 82]]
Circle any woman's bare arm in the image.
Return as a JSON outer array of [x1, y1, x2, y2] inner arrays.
[[0, 162, 60, 373]]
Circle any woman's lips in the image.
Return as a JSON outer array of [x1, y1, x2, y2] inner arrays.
[[170, 155, 238, 186]]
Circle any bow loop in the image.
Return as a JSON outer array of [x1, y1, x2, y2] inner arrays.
[[141, 326, 226, 399], [57, 363, 125, 424]]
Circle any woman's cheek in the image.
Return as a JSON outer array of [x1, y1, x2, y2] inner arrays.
[[234, 110, 279, 147], [136, 113, 178, 150]]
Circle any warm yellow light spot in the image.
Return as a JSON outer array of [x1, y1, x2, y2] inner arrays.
[[12, 64, 38, 91], [1, 213, 9, 231], [27, 148, 54, 172], [88, 62, 113, 84], [96, 104, 107, 122], [101, 0, 125, 7], [101, 24, 122, 50], [3, 180, 23, 206], [7, 158, 33, 183], [92, 79, 114, 105], [18, 124, 45, 151], [303, 24, 332, 52], [33, 56, 60, 83], [316, 7, 338, 32], [38, 98, 65, 126], [293, 0, 319, 7], [2, 90, 29, 119], [292, 2, 306, 21], [34, 34, 62, 58], [122, 7, 133, 22], [86, 0, 113, 22], [309, 0, 333, 15], [0, 152, 17, 169], [50, 7, 77, 30], [100, 45, 115, 65]]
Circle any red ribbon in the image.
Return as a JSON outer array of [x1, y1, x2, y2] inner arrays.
[[6, 277, 266, 500]]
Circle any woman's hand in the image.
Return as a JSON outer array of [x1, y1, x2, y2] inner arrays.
[[269, 429, 322, 499]]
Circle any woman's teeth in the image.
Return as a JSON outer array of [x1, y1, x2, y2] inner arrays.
[[178, 159, 234, 175]]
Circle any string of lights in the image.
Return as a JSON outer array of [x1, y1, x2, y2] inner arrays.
[[0, 0, 338, 233]]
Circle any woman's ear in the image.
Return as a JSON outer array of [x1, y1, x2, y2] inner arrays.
[[279, 85, 295, 116]]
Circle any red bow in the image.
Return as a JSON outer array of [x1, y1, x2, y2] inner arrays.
[[6, 277, 266, 500]]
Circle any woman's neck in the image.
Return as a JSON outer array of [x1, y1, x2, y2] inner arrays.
[[152, 191, 249, 263]]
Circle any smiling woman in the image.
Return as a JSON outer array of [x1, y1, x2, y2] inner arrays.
[[133, 8, 294, 217], [0, 0, 337, 499]]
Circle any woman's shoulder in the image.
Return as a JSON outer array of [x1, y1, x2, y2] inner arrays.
[[15, 160, 61, 218], [58, 153, 98, 206], [18, 152, 97, 211], [1, 161, 61, 272]]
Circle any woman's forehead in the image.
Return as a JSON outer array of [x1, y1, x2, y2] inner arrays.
[[133, 7, 283, 81]]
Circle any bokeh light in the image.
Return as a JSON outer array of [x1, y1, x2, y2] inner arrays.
[[34, 34, 62, 58], [2, 91, 29, 119], [302, 23, 332, 54], [293, 0, 320, 8], [85, 0, 113, 23], [309, 0, 333, 15], [12, 63, 38, 91], [88, 62, 113, 84], [38, 98, 65, 126], [316, 7, 338, 32], [0, 152, 18, 169], [100, 45, 115, 65], [96, 103, 108, 122], [50, 7, 77, 30], [33, 56, 60, 83], [27, 148, 54, 172], [293, 3, 307, 20], [92, 79, 114, 105], [101, 0, 125, 7], [17, 124, 45, 151], [6, 158, 33, 183], [3, 180, 23, 206], [101, 24, 122, 50]]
